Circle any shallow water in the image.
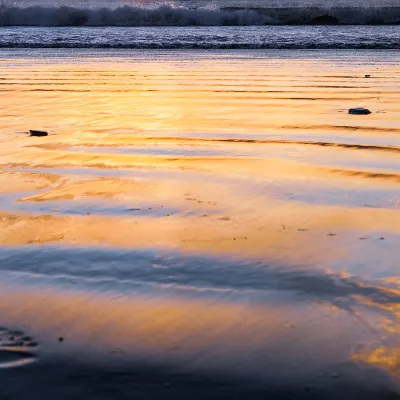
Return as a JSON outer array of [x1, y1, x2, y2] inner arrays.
[[0, 48, 400, 398]]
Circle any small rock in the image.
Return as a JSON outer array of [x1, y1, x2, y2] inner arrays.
[[29, 130, 48, 137], [348, 107, 371, 115], [365, 74, 371, 78], [310, 15, 339, 25], [58, 337, 64, 342], [327, 233, 336, 237], [379, 237, 385, 240]]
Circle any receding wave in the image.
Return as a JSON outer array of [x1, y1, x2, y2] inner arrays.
[[0, 246, 398, 305], [0, 4, 399, 26]]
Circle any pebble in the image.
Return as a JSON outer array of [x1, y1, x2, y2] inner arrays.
[[348, 107, 371, 115], [29, 130, 48, 137]]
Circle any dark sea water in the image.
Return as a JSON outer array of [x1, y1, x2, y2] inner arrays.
[[1, 1, 400, 26], [0, 26, 399, 49]]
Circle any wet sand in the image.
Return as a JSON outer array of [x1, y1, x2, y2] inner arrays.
[[0, 49, 399, 398]]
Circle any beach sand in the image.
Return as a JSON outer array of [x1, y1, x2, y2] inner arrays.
[[0, 49, 399, 398]]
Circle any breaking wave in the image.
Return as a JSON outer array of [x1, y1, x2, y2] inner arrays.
[[0, 4, 399, 26]]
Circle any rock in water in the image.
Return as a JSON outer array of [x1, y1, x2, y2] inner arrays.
[[29, 130, 48, 137], [310, 15, 339, 25], [348, 107, 371, 115]]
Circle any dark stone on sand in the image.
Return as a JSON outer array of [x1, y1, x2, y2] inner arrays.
[[310, 15, 339, 25], [348, 107, 371, 115], [365, 74, 371, 78], [29, 130, 48, 137], [58, 337, 64, 342]]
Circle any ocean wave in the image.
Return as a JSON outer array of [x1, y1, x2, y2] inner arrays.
[[0, 42, 398, 49], [0, 25, 399, 50], [0, 4, 399, 26]]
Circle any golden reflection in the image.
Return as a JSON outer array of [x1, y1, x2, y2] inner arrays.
[[0, 57, 398, 136], [350, 285, 400, 379], [0, 285, 371, 378], [0, 54, 398, 268], [0, 169, 59, 194], [0, 53, 399, 382]]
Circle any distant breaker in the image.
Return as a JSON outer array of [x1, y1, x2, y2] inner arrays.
[[222, 7, 400, 25], [0, 4, 399, 26]]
